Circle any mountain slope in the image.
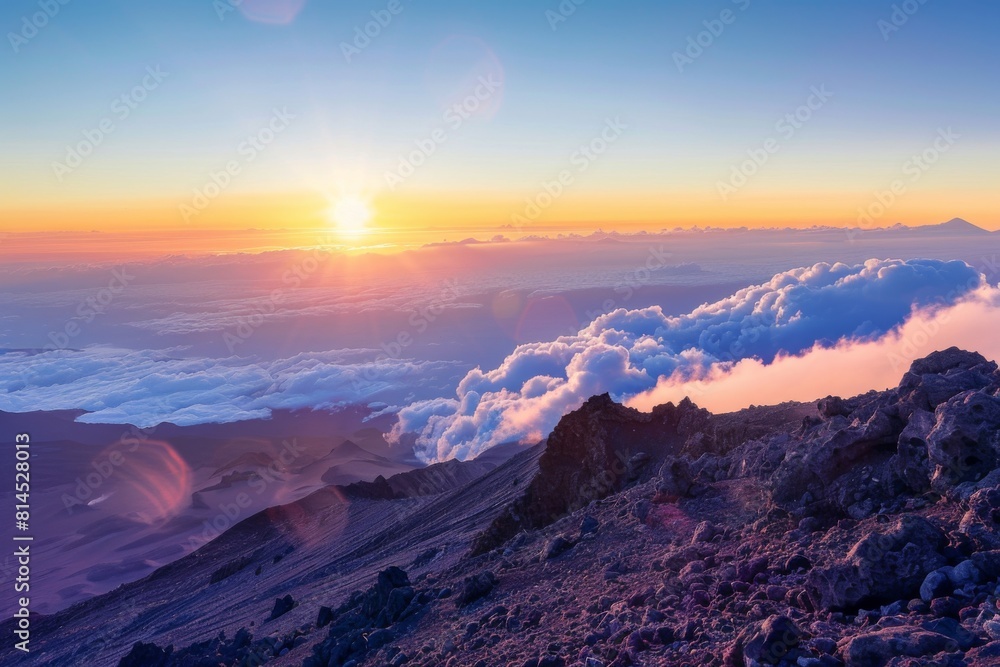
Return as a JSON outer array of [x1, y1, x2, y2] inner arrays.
[[7, 349, 1000, 666], [931, 218, 993, 235]]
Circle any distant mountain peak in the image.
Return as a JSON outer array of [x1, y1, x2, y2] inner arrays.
[[327, 438, 379, 460], [935, 218, 990, 234]]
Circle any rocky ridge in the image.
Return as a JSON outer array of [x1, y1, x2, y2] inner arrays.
[[117, 347, 1000, 665], [7, 348, 1000, 666]]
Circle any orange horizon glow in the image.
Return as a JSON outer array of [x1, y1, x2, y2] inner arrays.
[[1, 187, 997, 237]]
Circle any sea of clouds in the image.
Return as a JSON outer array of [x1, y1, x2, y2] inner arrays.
[[0, 347, 459, 427], [390, 258, 995, 462], [5, 245, 1000, 465]]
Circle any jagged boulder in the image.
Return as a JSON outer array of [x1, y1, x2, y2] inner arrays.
[[927, 390, 1000, 489], [656, 455, 695, 498], [542, 536, 575, 560], [770, 350, 1000, 512], [841, 626, 959, 667], [457, 571, 498, 607], [892, 408, 937, 493], [898, 347, 998, 412], [626, 451, 651, 481], [118, 642, 173, 667], [771, 404, 900, 511], [818, 395, 851, 419], [960, 487, 1000, 549], [807, 516, 947, 610], [471, 394, 711, 554], [117, 630, 256, 667], [381, 586, 415, 625], [306, 567, 428, 667], [268, 594, 295, 620], [741, 615, 804, 665], [967, 641, 1000, 666], [361, 567, 410, 619]]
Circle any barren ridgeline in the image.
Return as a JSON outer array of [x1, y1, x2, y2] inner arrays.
[[1, 348, 999, 665]]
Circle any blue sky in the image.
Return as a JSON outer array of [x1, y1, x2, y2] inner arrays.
[[2, 0, 998, 229]]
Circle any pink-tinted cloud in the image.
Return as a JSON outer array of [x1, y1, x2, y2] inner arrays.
[[628, 285, 1000, 414], [392, 258, 987, 462]]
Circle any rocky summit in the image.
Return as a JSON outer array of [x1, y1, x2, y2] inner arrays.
[[7, 347, 1000, 666]]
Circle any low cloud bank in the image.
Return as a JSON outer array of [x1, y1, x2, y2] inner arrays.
[[628, 285, 1000, 414], [0, 348, 457, 427], [391, 258, 989, 462]]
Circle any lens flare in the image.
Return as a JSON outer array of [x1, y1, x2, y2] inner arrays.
[[237, 0, 307, 25], [88, 439, 192, 524]]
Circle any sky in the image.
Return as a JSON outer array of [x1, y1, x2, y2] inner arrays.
[[2, 0, 999, 241], [5, 2, 1000, 622]]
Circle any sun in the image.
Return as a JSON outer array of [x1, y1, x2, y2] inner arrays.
[[327, 195, 372, 236]]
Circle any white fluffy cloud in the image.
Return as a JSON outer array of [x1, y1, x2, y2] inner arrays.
[[628, 284, 1000, 414], [0, 347, 458, 427], [392, 259, 987, 462]]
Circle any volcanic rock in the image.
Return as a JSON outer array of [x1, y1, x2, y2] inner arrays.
[[268, 594, 295, 621], [457, 571, 498, 608], [807, 516, 947, 610]]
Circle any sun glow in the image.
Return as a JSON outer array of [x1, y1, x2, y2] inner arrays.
[[327, 195, 372, 237]]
